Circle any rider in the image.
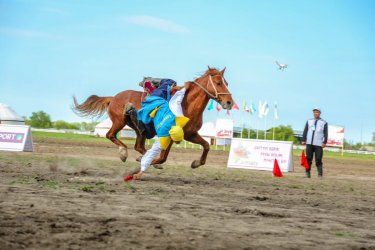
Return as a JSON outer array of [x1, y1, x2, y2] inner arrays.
[[125, 79, 190, 179]]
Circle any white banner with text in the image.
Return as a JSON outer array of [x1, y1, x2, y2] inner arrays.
[[228, 138, 293, 172], [0, 124, 33, 152]]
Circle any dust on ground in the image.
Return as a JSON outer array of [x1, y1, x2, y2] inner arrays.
[[1, 138, 374, 249]]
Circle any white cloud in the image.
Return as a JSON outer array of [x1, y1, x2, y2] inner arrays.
[[40, 7, 68, 15], [123, 15, 190, 34], [0, 27, 57, 39]]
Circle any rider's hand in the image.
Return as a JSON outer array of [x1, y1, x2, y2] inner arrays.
[[322, 143, 326, 148], [133, 171, 143, 180]]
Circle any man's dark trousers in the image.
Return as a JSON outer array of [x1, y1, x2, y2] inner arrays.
[[306, 144, 323, 177]]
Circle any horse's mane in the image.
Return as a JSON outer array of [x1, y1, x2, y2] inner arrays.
[[195, 68, 221, 80]]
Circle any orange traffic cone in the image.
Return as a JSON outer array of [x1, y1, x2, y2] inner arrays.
[[273, 159, 283, 177]]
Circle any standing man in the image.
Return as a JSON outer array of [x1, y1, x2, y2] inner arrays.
[[301, 108, 328, 178]]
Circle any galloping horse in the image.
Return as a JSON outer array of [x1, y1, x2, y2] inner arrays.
[[73, 67, 234, 168]]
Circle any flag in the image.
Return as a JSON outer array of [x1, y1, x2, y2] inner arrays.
[[208, 99, 214, 110], [263, 102, 269, 117], [250, 102, 256, 114], [273, 159, 283, 177], [232, 102, 239, 110], [123, 175, 134, 182], [274, 102, 279, 120], [300, 150, 309, 170], [259, 101, 269, 118], [207, 99, 214, 111], [216, 102, 221, 112], [244, 101, 250, 112], [258, 100, 263, 118]]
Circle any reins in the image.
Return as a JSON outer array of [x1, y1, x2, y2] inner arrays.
[[192, 74, 232, 101]]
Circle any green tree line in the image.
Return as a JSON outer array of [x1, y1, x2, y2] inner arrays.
[[24, 111, 97, 131], [238, 125, 298, 143]]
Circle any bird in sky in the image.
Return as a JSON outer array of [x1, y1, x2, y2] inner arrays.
[[275, 61, 288, 71]]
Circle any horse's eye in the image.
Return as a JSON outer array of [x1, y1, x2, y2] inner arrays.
[[217, 82, 221, 86]]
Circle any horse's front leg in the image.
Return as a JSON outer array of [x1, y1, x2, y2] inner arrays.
[[185, 132, 210, 169], [151, 141, 173, 167]]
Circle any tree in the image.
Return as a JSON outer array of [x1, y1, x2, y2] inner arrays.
[[237, 125, 297, 143], [53, 120, 80, 130], [80, 121, 98, 131], [372, 132, 375, 142], [266, 125, 297, 143], [28, 111, 52, 128]]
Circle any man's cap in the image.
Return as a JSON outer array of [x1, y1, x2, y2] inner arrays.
[[312, 107, 321, 112]]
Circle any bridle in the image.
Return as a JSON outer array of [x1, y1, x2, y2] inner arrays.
[[192, 74, 232, 102]]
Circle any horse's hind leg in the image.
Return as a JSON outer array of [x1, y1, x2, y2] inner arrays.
[[106, 119, 128, 162]]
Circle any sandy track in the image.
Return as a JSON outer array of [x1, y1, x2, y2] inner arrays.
[[0, 139, 374, 249]]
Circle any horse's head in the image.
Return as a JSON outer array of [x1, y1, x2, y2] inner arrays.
[[193, 67, 234, 110]]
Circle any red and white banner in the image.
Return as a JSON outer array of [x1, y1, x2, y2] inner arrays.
[[327, 125, 344, 147], [228, 138, 294, 172], [215, 119, 233, 139]]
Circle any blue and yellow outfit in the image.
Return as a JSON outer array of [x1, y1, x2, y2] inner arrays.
[[138, 79, 189, 150]]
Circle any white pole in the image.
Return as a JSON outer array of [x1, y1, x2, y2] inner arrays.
[[264, 117, 267, 139], [272, 115, 275, 140], [248, 114, 251, 139]]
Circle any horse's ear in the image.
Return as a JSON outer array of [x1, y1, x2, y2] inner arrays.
[[221, 67, 226, 75], [207, 65, 212, 70]]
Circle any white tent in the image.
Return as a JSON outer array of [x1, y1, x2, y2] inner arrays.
[[94, 118, 136, 138], [0, 103, 25, 125]]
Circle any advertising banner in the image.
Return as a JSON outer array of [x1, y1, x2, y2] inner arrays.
[[215, 119, 233, 139], [327, 125, 344, 147], [228, 138, 293, 172], [0, 124, 33, 152]]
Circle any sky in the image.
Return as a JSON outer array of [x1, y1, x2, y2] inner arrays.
[[0, 0, 374, 142]]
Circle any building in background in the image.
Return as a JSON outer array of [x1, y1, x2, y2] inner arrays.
[[0, 103, 25, 125], [94, 118, 136, 139]]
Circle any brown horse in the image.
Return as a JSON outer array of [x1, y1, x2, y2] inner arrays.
[[73, 67, 234, 168]]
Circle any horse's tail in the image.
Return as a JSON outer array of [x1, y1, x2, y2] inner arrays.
[[72, 95, 113, 118]]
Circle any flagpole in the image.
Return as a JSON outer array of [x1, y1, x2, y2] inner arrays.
[[264, 117, 267, 140], [241, 109, 244, 138], [248, 114, 251, 139], [272, 115, 275, 140]]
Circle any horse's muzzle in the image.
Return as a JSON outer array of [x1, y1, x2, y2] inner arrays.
[[221, 100, 233, 110]]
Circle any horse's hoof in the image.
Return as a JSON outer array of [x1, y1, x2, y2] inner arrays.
[[153, 164, 163, 169], [136, 156, 143, 162], [120, 155, 127, 162], [191, 160, 202, 169], [119, 147, 128, 162]]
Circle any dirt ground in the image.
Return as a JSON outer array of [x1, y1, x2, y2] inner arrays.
[[1, 138, 375, 250]]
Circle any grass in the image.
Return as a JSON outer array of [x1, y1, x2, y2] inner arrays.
[[32, 131, 375, 159], [293, 149, 375, 161], [81, 185, 94, 192], [31, 131, 231, 151]]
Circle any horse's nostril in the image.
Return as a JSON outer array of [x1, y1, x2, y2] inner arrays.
[[227, 101, 232, 106]]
